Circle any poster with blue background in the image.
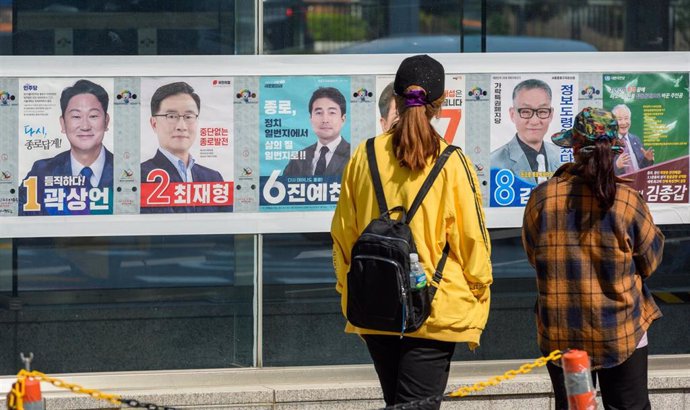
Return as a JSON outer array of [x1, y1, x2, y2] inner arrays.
[[259, 76, 351, 211]]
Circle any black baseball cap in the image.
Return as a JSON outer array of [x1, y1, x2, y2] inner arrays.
[[394, 55, 445, 102]]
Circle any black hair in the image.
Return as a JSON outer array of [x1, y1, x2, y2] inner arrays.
[[571, 140, 618, 210], [60, 79, 109, 116], [308, 87, 346, 115], [150, 82, 201, 116]]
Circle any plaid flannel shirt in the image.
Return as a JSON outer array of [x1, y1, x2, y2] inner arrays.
[[522, 164, 664, 369]]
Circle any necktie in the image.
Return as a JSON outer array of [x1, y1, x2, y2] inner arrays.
[[626, 136, 640, 172], [314, 146, 329, 176], [536, 154, 547, 184], [622, 137, 636, 174], [80, 167, 93, 190]]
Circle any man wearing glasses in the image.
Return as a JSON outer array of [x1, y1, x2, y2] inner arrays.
[[490, 79, 562, 184], [141, 81, 226, 213]]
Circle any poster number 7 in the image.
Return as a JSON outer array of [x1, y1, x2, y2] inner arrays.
[[436, 109, 462, 145]]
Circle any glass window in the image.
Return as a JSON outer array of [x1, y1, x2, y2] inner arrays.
[[262, 226, 690, 366], [1, 234, 254, 374], [265, 0, 690, 54], [4, 0, 255, 55], [487, 0, 690, 52], [262, 232, 371, 366]]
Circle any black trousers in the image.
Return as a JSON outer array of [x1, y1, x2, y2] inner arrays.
[[546, 346, 651, 410], [363, 334, 456, 410]]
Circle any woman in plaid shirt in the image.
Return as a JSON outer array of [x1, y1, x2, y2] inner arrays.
[[522, 107, 664, 410]]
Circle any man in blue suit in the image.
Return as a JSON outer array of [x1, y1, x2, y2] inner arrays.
[[19, 79, 113, 215], [141, 82, 229, 213], [612, 104, 654, 175], [282, 87, 351, 178]]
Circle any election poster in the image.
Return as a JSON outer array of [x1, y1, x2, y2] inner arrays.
[[18, 78, 115, 216], [139, 77, 234, 213], [489, 74, 578, 207], [434, 74, 466, 149], [603, 72, 689, 203], [259, 76, 351, 211], [374, 75, 466, 148]]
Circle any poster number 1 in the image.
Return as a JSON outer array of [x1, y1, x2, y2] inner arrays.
[[22, 176, 41, 212]]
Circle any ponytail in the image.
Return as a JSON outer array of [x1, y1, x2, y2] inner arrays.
[[571, 139, 618, 210], [391, 86, 444, 171]]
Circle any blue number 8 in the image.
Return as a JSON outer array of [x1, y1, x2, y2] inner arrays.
[[493, 169, 515, 206]]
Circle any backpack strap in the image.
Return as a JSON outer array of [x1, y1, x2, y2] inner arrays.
[[366, 139, 457, 292], [407, 144, 459, 222], [365, 138, 388, 216], [406, 144, 458, 294]]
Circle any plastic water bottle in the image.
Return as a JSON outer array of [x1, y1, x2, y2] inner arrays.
[[409, 253, 427, 289]]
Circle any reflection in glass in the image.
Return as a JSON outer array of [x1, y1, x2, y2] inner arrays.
[[1, 234, 254, 374], [7, 1, 253, 55]]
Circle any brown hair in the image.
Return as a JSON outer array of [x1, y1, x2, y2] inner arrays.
[[390, 86, 444, 171], [571, 140, 618, 210]]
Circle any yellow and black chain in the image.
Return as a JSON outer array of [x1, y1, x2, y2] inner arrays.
[[8, 351, 564, 410], [380, 349, 563, 409], [6, 369, 177, 410]]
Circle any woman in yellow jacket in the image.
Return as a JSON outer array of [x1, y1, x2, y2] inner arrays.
[[331, 55, 493, 409]]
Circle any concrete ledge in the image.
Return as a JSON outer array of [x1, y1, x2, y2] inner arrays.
[[1, 355, 689, 409]]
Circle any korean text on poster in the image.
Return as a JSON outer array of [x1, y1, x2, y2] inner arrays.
[[139, 77, 234, 213], [260, 76, 351, 211], [489, 74, 578, 207], [603, 73, 689, 203], [18, 78, 115, 215]]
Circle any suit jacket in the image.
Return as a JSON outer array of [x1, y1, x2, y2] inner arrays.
[[18, 148, 114, 216], [140, 149, 229, 213], [615, 133, 653, 175], [490, 135, 562, 183], [282, 139, 351, 177]]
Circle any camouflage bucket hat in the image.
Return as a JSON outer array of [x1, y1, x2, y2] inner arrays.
[[551, 107, 623, 153]]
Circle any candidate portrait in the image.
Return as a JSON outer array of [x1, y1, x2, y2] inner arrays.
[[141, 81, 228, 213], [282, 87, 351, 177], [490, 78, 562, 184], [612, 104, 654, 175], [19, 79, 113, 215]]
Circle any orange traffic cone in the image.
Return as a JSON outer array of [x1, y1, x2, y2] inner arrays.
[[23, 377, 45, 410], [562, 349, 596, 410]]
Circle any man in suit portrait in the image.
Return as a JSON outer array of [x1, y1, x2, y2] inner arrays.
[[141, 81, 227, 213], [282, 87, 350, 177], [490, 78, 562, 184], [378, 81, 398, 133], [612, 104, 654, 175], [19, 79, 113, 215]]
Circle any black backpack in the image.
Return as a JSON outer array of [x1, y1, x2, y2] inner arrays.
[[346, 138, 458, 335]]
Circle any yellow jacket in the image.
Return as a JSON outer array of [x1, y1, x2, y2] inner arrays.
[[331, 133, 493, 349]]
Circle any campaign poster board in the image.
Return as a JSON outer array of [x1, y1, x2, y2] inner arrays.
[[259, 76, 351, 211], [139, 77, 234, 213], [489, 74, 578, 207], [18, 78, 115, 216], [603, 72, 689, 203]]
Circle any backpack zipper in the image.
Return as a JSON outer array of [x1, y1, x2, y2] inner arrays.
[[359, 232, 411, 247]]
